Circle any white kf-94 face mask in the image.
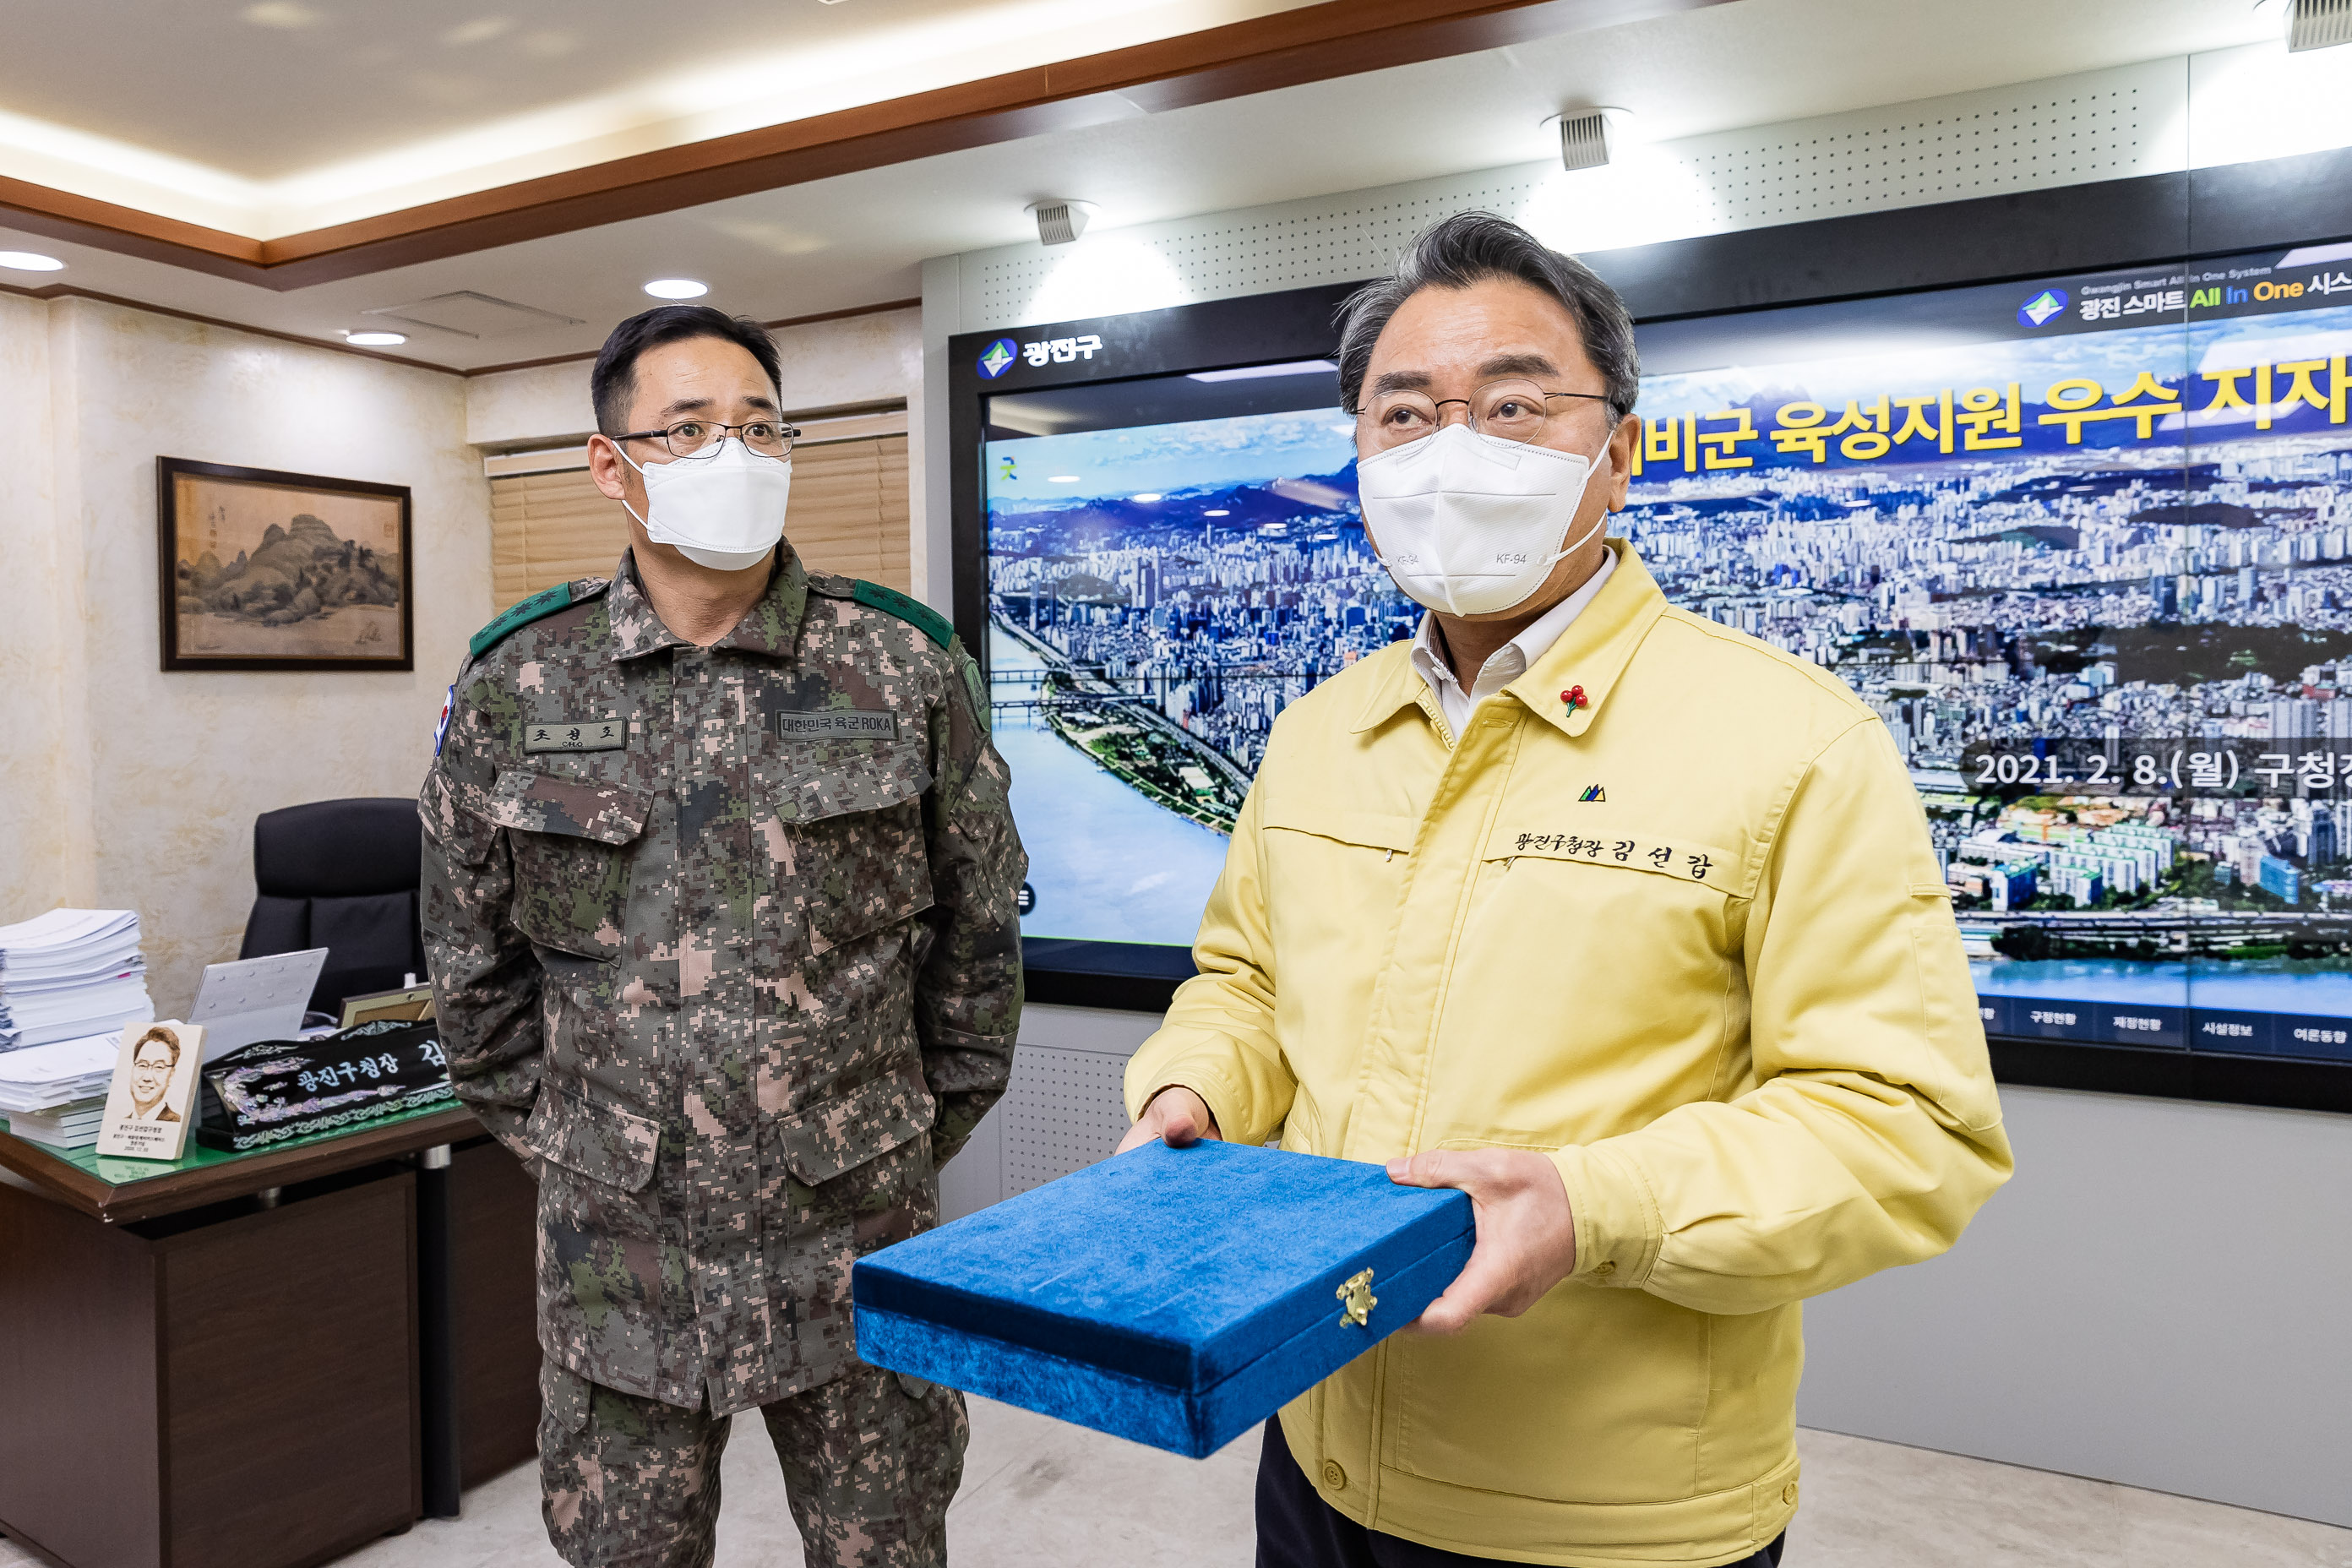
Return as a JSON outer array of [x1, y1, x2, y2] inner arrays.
[[1356, 422, 1607, 617], [619, 437, 793, 572]]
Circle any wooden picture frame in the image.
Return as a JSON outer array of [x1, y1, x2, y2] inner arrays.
[[158, 456, 414, 672]]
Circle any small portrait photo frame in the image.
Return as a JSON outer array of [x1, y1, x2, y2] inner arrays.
[[95, 1021, 207, 1162], [338, 983, 436, 1031], [158, 457, 414, 672]]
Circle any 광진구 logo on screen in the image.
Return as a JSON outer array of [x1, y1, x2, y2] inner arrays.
[[977, 337, 1019, 378], [2016, 287, 2068, 328]]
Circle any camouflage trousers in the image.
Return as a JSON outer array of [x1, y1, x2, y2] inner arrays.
[[539, 1358, 968, 1568]]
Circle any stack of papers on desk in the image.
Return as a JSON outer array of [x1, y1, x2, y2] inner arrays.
[[0, 1032, 123, 1148], [7, 1098, 106, 1149], [0, 908, 154, 1052]]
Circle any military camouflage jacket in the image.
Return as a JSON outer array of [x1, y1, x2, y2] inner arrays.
[[419, 548, 1024, 1415]]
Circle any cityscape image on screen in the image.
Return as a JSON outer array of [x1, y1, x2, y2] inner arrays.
[[983, 243, 2352, 1062]]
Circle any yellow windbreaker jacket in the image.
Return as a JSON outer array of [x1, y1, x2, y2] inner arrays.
[[1126, 543, 2012, 1567]]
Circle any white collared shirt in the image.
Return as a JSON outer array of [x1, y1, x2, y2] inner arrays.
[[1408, 548, 1618, 738]]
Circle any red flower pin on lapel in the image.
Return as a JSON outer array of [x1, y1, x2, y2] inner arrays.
[[1560, 685, 1587, 716]]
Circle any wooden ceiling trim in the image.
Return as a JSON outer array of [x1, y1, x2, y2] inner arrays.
[[0, 0, 1732, 291], [0, 278, 456, 373], [0, 172, 263, 280], [243, 83, 1135, 291], [1106, 0, 1712, 114]]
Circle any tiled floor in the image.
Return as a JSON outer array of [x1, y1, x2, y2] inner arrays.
[[7, 1403, 2347, 1567]]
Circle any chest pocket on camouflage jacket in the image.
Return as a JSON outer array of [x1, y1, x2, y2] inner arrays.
[[483, 767, 656, 959], [753, 739, 935, 956]]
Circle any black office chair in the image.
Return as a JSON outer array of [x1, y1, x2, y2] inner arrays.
[[239, 798, 429, 1016]]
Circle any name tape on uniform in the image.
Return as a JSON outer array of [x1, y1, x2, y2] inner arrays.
[[776, 708, 899, 742], [525, 717, 627, 753], [1499, 829, 1735, 885]]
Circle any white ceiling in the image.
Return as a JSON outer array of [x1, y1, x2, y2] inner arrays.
[[0, 0, 1326, 235], [0, 0, 2294, 374], [0, 0, 1097, 177]]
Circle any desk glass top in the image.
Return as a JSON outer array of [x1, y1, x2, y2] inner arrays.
[[26, 1098, 461, 1189]]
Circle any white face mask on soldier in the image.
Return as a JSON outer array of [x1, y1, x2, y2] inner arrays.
[[1356, 422, 1606, 617], [619, 438, 793, 572]]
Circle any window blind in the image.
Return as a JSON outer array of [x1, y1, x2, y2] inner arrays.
[[486, 433, 912, 609]]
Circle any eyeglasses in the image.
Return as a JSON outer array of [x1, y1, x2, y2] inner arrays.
[[1355, 378, 1613, 453], [612, 419, 798, 460]]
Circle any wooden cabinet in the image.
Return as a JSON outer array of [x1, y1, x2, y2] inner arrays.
[[447, 1139, 540, 1489], [0, 1108, 544, 1568], [0, 1170, 420, 1568]]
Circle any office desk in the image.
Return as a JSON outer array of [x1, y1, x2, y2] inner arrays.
[[0, 1106, 476, 1226], [0, 1108, 538, 1568]]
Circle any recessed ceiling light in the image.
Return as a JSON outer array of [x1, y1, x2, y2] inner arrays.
[[441, 16, 512, 45], [1204, 509, 1231, 517], [240, 1, 322, 27], [343, 330, 407, 346], [644, 278, 709, 299], [1048, 475, 1082, 483], [1130, 493, 1163, 503], [0, 251, 65, 272]]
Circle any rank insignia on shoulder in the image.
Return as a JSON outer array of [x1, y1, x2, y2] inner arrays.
[[468, 578, 608, 662], [849, 579, 956, 651], [524, 717, 627, 753]]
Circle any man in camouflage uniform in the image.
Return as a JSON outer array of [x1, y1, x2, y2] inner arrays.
[[420, 305, 1024, 1567]]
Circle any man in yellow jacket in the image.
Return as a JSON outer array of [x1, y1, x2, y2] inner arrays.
[[1118, 211, 2012, 1568]]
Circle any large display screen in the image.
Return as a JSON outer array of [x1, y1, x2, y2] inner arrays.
[[984, 241, 2352, 1064], [983, 363, 1412, 943]]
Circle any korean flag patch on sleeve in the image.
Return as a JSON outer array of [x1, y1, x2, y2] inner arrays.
[[433, 683, 455, 756]]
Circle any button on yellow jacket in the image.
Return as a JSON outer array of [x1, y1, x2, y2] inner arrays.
[[1125, 542, 2012, 1567]]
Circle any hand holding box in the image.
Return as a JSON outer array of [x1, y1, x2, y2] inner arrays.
[[852, 1140, 1473, 1457]]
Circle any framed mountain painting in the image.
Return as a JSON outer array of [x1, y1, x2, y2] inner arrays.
[[158, 457, 413, 671]]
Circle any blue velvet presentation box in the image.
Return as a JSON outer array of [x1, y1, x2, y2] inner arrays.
[[852, 1139, 1474, 1457]]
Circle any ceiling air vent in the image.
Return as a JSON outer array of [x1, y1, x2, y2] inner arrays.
[[2289, 0, 2352, 50], [1557, 112, 1612, 172], [362, 291, 585, 340], [1027, 200, 1093, 247]]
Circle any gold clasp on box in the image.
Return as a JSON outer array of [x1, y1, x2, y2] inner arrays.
[[1337, 1268, 1377, 1329]]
